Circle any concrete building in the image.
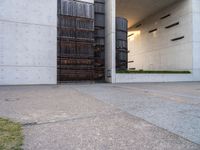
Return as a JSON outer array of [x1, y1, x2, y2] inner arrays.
[[0, 0, 200, 85]]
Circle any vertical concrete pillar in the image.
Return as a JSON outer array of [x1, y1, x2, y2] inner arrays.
[[192, 0, 200, 80], [105, 0, 116, 83]]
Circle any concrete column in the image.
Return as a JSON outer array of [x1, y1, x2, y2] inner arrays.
[[0, 0, 57, 85], [105, 0, 116, 83], [192, 0, 200, 80]]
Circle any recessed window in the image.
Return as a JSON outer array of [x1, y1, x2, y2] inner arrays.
[[160, 14, 171, 20], [171, 36, 184, 41], [165, 22, 179, 29], [135, 23, 142, 28], [149, 28, 157, 33], [128, 33, 134, 37]]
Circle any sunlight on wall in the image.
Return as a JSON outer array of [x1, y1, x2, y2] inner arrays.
[[128, 30, 141, 69], [128, 31, 141, 41]]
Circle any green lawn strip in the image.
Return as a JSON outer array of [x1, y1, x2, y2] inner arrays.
[[0, 118, 23, 150], [117, 70, 191, 74]]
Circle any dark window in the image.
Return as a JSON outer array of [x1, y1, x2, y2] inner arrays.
[[165, 22, 179, 29], [160, 14, 171, 20], [149, 28, 157, 33], [171, 36, 184, 41], [135, 23, 142, 28]]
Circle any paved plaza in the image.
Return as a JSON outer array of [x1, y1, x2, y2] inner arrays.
[[0, 82, 200, 150]]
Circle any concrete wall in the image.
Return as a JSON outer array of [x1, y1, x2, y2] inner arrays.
[[0, 0, 57, 85], [128, 0, 193, 71]]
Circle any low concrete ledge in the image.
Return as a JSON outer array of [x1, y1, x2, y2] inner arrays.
[[115, 73, 197, 83]]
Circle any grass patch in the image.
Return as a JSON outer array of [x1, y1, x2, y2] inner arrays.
[[117, 70, 191, 74], [0, 118, 23, 150]]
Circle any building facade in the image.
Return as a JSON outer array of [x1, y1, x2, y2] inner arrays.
[[0, 0, 200, 85]]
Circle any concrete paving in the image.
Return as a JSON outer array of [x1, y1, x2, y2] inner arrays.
[[0, 82, 200, 150], [74, 82, 200, 145]]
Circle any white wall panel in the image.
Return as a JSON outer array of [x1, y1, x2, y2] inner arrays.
[[0, 21, 56, 67], [0, 0, 57, 85]]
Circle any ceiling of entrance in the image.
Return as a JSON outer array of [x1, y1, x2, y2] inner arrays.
[[116, 0, 180, 28]]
